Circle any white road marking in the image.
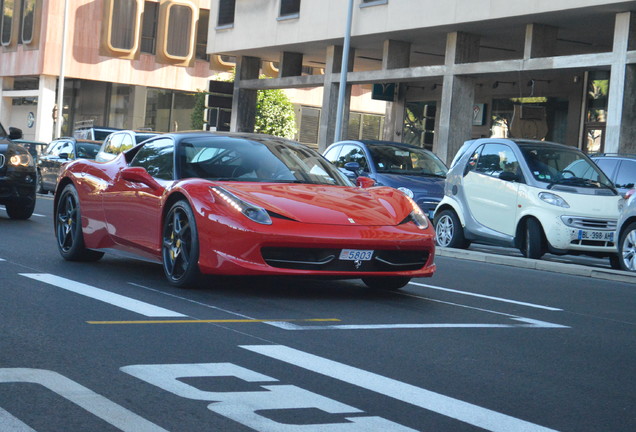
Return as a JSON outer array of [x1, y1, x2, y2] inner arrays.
[[242, 345, 560, 432], [0, 368, 168, 432], [20, 274, 185, 317], [409, 281, 563, 311], [0, 407, 36, 431]]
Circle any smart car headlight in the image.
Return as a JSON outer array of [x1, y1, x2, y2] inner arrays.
[[9, 153, 33, 167], [210, 186, 272, 225], [538, 192, 569, 208], [405, 196, 429, 229]]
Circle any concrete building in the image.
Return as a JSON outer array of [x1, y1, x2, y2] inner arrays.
[[207, 0, 636, 162], [0, 0, 214, 142]]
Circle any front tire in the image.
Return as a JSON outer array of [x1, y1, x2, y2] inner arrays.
[[5, 193, 35, 220], [162, 200, 200, 287], [362, 276, 411, 291], [434, 209, 470, 248], [617, 222, 636, 271], [55, 184, 104, 261], [520, 218, 545, 259], [36, 170, 46, 194]]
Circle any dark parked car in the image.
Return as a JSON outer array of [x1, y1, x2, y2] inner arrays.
[[37, 137, 101, 194], [0, 123, 36, 219], [590, 153, 636, 196], [323, 140, 448, 218], [95, 130, 160, 162]]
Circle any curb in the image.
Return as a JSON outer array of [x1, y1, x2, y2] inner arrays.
[[435, 247, 636, 284]]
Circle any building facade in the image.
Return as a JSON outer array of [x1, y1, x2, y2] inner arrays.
[[207, 0, 636, 162], [0, 0, 215, 142]]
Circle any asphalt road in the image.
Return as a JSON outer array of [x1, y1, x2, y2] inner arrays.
[[0, 195, 635, 432]]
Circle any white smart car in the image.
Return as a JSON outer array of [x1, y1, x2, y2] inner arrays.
[[434, 138, 622, 268]]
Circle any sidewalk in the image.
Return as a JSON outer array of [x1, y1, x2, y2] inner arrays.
[[436, 247, 636, 284]]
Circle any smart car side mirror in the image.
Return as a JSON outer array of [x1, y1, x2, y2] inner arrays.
[[356, 176, 375, 188], [58, 153, 70, 160], [121, 166, 162, 190], [498, 171, 519, 182], [8, 127, 23, 140]]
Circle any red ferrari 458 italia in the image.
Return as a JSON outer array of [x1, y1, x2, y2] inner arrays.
[[53, 132, 436, 289]]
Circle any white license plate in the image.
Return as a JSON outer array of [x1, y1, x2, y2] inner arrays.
[[577, 230, 614, 241], [339, 249, 373, 261]]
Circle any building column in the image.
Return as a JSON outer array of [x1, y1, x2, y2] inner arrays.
[[35, 76, 57, 142], [318, 45, 354, 151], [382, 40, 410, 141], [524, 23, 558, 59], [605, 11, 636, 153], [130, 86, 148, 130], [279, 52, 303, 77], [231, 56, 260, 133], [435, 32, 478, 164]]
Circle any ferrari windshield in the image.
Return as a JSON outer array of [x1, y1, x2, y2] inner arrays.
[[179, 136, 353, 186], [368, 145, 447, 177], [518, 143, 614, 190]]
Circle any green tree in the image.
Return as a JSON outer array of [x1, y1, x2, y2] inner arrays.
[[254, 87, 296, 139], [191, 71, 297, 139], [190, 90, 207, 130]]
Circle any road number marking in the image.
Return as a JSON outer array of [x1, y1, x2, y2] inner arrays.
[[122, 362, 417, 431]]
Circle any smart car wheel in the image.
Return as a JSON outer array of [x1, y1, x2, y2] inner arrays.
[[618, 222, 636, 271], [162, 200, 200, 287], [362, 276, 411, 291], [55, 184, 104, 261], [520, 218, 545, 259], [434, 209, 470, 248]]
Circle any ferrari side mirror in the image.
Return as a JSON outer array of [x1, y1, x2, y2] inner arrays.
[[356, 176, 375, 188], [121, 166, 162, 190]]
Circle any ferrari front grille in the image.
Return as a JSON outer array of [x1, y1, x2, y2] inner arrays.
[[261, 247, 429, 272]]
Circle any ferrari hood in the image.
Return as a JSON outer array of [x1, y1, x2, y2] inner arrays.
[[218, 183, 413, 226]]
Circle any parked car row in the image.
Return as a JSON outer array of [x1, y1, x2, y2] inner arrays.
[[36, 130, 159, 194], [6, 121, 635, 274]]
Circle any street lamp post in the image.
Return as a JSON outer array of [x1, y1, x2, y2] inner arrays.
[[334, 0, 354, 143], [55, 0, 69, 138]]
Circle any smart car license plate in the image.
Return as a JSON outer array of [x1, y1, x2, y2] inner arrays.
[[339, 249, 373, 261], [577, 230, 614, 241]]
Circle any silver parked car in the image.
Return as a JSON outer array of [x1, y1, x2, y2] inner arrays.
[[616, 189, 636, 271], [95, 130, 159, 162]]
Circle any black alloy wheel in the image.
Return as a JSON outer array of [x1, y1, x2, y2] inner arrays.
[[162, 200, 200, 287], [55, 184, 104, 261]]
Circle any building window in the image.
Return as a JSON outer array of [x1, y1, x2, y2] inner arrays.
[[279, 0, 300, 17], [195, 9, 209, 60], [109, 0, 138, 51], [165, 4, 192, 58], [361, 0, 388, 6], [141, 1, 158, 54], [1, 0, 14, 46], [20, 0, 35, 44], [217, 0, 235, 27], [348, 112, 384, 141]]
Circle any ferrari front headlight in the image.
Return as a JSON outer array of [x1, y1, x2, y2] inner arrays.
[[405, 196, 429, 230], [210, 186, 272, 225]]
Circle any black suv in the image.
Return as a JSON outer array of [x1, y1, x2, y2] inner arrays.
[[0, 123, 36, 219]]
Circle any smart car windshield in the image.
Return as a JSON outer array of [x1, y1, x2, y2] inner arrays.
[[518, 144, 614, 190], [368, 145, 447, 177], [179, 136, 353, 186]]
